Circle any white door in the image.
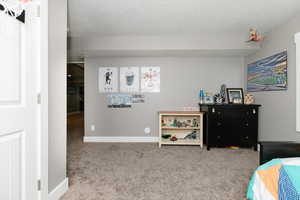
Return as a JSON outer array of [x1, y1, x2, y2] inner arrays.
[[0, 2, 40, 200]]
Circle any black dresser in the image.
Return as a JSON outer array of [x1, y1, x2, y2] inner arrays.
[[199, 104, 261, 150]]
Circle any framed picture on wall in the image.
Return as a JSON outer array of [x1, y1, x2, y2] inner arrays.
[[120, 67, 140, 93], [226, 88, 244, 104], [141, 67, 160, 93], [247, 51, 288, 92], [98, 67, 118, 93]]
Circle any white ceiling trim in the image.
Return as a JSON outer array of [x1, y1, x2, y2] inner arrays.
[[68, 34, 261, 57]]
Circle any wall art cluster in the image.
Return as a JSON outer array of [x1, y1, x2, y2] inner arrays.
[[98, 66, 160, 93]]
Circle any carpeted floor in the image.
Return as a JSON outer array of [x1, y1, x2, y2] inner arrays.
[[62, 114, 259, 200]]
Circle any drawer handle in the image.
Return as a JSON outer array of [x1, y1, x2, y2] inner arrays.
[[212, 108, 215, 113]]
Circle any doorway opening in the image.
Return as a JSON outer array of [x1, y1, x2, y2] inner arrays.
[[67, 63, 84, 145]]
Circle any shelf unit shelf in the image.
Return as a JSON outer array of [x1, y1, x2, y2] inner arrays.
[[161, 139, 202, 145], [161, 127, 201, 130], [158, 111, 204, 148]]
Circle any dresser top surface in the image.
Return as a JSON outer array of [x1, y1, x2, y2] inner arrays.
[[199, 103, 261, 107]]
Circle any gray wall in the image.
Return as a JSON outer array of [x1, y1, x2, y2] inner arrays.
[[48, 0, 67, 192], [245, 13, 300, 142], [85, 57, 244, 137]]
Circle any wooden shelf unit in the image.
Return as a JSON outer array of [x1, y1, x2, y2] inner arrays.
[[158, 111, 204, 148]]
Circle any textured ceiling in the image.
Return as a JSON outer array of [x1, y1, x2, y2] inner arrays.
[[68, 0, 300, 38]]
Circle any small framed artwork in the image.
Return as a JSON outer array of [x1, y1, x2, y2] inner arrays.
[[226, 88, 244, 104], [204, 96, 214, 104]]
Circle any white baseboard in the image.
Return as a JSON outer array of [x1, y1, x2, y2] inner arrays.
[[84, 136, 159, 143], [48, 178, 69, 200]]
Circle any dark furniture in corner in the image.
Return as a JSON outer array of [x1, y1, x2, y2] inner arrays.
[[199, 104, 261, 150], [259, 141, 300, 165]]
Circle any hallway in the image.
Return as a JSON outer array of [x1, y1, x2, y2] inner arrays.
[[67, 113, 84, 146]]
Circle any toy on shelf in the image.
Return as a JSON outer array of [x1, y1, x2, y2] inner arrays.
[[170, 136, 178, 141], [162, 134, 172, 139], [192, 118, 199, 127], [164, 117, 199, 128], [184, 131, 198, 140]]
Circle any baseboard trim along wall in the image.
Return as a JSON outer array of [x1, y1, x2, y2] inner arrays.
[[48, 178, 69, 200], [83, 136, 159, 143]]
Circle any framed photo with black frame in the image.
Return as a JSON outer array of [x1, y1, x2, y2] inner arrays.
[[226, 88, 244, 104]]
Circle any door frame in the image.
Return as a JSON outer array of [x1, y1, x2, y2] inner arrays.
[[296, 32, 300, 132], [40, 0, 49, 199]]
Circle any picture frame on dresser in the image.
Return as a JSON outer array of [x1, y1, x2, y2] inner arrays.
[[226, 88, 244, 104]]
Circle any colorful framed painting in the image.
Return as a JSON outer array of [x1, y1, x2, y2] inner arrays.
[[247, 51, 287, 92]]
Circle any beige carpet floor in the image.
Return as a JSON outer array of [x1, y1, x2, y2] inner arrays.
[[62, 114, 259, 200]]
